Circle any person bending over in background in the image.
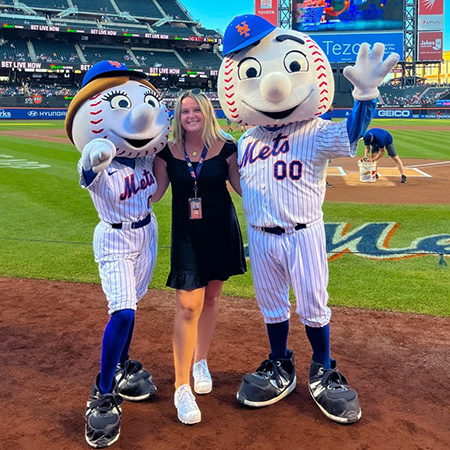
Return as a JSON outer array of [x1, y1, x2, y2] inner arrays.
[[363, 128, 407, 183], [151, 89, 246, 425]]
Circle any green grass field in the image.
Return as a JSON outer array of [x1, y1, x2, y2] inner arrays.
[[0, 118, 449, 316]]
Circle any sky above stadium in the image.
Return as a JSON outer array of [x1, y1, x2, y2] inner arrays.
[[180, 0, 450, 52]]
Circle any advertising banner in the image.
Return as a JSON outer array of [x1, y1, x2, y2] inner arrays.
[[0, 108, 67, 120], [418, 31, 443, 61], [418, 0, 444, 15], [255, 0, 278, 26], [312, 33, 404, 63], [418, 15, 444, 31], [418, 0, 444, 31]]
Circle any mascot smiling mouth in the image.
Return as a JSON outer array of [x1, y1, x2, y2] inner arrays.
[[244, 91, 312, 120], [123, 137, 153, 148], [260, 105, 298, 119]]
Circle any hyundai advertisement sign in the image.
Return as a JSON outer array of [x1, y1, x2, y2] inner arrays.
[[0, 108, 67, 119], [311, 33, 404, 63]]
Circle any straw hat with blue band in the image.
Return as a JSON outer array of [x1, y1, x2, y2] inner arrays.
[[81, 60, 147, 88], [222, 14, 276, 56]]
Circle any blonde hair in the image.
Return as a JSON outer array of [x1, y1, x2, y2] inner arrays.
[[65, 76, 157, 144], [172, 90, 229, 150]]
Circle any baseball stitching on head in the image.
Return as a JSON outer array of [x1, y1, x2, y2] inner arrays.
[[224, 57, 242, 124], [89, 93, 109, 143], [305, 38, 330, 117]]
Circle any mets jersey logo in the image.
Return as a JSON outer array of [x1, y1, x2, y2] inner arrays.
[[239, 132, 290, 169], [119, 169, 155, 201]]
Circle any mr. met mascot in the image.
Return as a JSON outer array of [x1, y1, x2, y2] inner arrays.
[[218, 15, 399, 424], [65, 61, 170, 448]]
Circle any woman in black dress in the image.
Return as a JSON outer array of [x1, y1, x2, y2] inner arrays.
[[152, 90, 246, 425]]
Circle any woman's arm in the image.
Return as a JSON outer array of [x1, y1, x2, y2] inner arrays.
[[151, 155, 170, 203], [227, 151, 242, 196]]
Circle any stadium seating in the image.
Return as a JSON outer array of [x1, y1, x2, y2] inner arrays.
[[32, 40, 80, 63], [114, 0, 163, 19], [20, 0, 69, 9], [131, 48, 183, 68], [100, 23, 150, 34], [153, 23, 194, 38], [0, 38, 31, 61], [50, 18, 100, 31], [0, 15, 47, 26], [70, 0, 113, 14], [82, 46, 131, 63], [379, 85, 426, 106], [176, 48, 222, 70], [157, 0, 191, 21], [196, 27, 222, 39]]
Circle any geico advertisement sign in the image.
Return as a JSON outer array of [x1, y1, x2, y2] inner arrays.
[[376, 110, 412, 118]]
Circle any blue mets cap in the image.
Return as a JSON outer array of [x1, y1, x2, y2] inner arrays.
[[82, 60, 147, 88], [363, 132, 373, 144], [222, 14, 276, 56]]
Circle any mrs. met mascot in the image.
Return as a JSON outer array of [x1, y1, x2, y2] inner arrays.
[[65, 61, 170, 448]]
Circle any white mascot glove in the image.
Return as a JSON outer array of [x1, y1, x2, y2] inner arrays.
[[343, 43, 400, 101], [81, 138, 116, 173]]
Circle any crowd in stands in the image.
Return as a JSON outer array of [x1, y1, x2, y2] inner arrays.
[[379, 83, 450, 107], [0, 83, 78, 97]]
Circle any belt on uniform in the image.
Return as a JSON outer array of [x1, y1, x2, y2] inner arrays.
[[257, 223, 306, 235], [111, 214, 151, 229]]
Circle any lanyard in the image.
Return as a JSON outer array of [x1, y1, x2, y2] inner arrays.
[[183, 143, 208, 197]]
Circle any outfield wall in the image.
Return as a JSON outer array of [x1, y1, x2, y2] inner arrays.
[[0, 107, 449, 120]]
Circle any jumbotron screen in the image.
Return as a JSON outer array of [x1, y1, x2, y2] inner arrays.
[[292, 0, 404, 32]]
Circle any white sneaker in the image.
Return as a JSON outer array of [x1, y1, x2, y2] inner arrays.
[[174, 384, 201, 425], [193, 359, 212, 394]]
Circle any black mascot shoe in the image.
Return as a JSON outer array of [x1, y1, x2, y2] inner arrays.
[[308, 358, 361, 424], [237, 349, 296, 407], [115, 359, 157, 402], [85, 374, 123, 448]]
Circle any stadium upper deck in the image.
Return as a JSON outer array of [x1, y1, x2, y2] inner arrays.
[[0, 0, 222, 71]]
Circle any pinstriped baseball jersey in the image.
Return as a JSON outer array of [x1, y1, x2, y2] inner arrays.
[[79, 156, 157, 224], [238, 118, 356, 228]]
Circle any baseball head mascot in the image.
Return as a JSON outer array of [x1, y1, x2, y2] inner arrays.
[[65, 60, 170, 448], [218, 15, 399, 424]]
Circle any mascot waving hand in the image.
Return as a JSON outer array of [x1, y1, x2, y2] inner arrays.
[[218, 15, 399, 424], [65, 61, 170, 448]]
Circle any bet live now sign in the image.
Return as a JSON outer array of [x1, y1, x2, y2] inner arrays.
[[312, 33, 404, 64]]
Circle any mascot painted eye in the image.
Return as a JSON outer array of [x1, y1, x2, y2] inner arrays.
[[104, 91, 131, 109], [284, 51, 308, 73], [238, 58, 262, 80], [144, 92, 161, 108]]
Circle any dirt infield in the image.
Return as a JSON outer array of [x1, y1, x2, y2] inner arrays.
[[325, 157, 449, 204], [1, 277, 449, 450]]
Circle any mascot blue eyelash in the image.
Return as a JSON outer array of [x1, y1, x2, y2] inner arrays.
[[143, 89, 162, 101], [102, 89, 128, 101]]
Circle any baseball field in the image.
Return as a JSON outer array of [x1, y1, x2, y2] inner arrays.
[[1, 118, 449, 449]]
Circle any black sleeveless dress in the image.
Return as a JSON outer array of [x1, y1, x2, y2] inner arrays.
[[157, 141, 246, 289]]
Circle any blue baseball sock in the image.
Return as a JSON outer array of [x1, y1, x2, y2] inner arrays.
[[305, 324, 331, 370], [266, 320, 289, 360], [119, 315, 135, 365], [99, 309, 135, 394]]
